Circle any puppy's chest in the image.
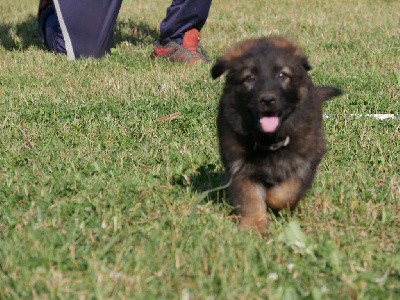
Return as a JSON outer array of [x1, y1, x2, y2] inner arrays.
[[230, 149, 313, 183]]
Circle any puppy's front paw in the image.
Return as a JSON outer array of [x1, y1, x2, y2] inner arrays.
[[239, 214, 269, 235]]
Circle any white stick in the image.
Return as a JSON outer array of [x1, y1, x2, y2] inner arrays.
[[324, 114, 399, 120]]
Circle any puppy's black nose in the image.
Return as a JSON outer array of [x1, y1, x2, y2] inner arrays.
[[259, 94, 276, 106]]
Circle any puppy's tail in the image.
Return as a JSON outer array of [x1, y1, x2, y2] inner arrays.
[[317, 86, 343, 101]]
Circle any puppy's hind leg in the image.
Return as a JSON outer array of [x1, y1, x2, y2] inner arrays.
[[230, 177, 269, 235]]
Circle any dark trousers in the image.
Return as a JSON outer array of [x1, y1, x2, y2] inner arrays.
[[159, 0, 212, 45], [39, 5, 66, 55], [39, 0, 212, 59]]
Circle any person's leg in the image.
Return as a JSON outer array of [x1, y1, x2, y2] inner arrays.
[[159, 0, 212, 45], [56, 0, 122, 59], [38, 2, 66, 55], [152, 0, 212, 64], [38, 0, 122, 59]]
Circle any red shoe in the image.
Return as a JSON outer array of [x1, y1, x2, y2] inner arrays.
[[151, 28, 211, 65]]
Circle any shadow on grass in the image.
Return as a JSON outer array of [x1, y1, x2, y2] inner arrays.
[[114, 20, 159, 47], [174, 163, 230, 206], [0, 15, 42, 50]]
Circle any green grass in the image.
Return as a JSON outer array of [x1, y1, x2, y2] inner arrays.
[[0, 0, 399, 298]]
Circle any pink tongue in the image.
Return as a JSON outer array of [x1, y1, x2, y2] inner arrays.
[[260, 116, 279, 133]]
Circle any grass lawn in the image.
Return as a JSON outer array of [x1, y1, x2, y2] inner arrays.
[[0, 0, 399, 298]]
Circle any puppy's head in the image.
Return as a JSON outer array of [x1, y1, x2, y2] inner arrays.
[[212, 36, 341, 135]]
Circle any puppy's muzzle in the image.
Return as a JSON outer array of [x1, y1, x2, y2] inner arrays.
[[259, 93, 278, 111], [259, 93, 276, 105]]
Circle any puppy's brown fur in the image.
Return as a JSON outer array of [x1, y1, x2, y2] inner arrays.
[[212, 36, 342, 234]]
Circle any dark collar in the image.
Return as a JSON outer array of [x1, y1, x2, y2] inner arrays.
[[254, 136, 290, 151]]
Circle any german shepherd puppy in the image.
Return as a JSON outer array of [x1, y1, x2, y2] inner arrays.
[[211, 36, 342, 234]]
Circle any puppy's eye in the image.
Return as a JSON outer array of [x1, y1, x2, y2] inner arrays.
[[238, 69, 257, 89], [277, 67, 292, 81], [242, 74, 255, 83], [278, 72, 289, 79]]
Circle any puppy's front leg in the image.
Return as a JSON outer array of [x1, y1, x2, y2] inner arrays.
[[230, 176, 269, 235], [265, 177, 304, 210]]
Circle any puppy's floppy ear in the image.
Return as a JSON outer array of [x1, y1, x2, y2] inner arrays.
[[211, 57, 229, 79], [317, 86, 343, 101], [300, 56, 312, 71]]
